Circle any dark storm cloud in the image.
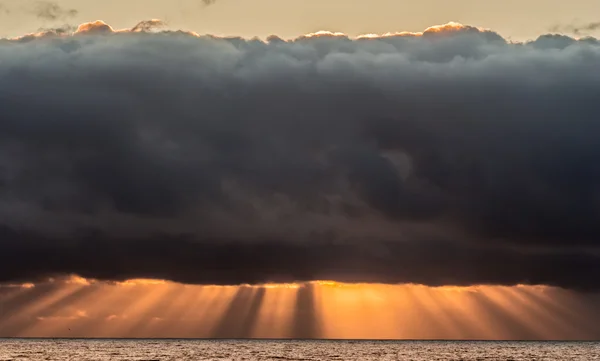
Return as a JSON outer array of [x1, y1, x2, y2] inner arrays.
[[2, 22, 600, 290]]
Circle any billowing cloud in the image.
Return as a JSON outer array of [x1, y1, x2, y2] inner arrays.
[[1, 21, 600, 291], [37, 24, 77, 35], [130, 19, 167, 33]]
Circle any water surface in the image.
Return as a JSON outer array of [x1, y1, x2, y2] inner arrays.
[[0, 339, 598, 360]]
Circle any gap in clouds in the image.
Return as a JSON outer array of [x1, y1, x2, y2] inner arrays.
[[1, 277, 600, 339]]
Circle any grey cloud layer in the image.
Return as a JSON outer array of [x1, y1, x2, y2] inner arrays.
[[2, 23, 600, 290]]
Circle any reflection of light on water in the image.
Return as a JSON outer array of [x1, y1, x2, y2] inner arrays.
[[0, 276, 598, 339]]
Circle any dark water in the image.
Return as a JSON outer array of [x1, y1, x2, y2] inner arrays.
[[0, 339, 599, 360]]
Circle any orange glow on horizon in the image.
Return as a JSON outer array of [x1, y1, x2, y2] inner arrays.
[[114, 279, 167, 286], [0, 276, 597, 340]]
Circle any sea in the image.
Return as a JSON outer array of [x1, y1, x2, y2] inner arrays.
[[0, 339, 598, 360]]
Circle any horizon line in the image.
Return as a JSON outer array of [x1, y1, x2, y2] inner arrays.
[[1, 337, 598, 342]]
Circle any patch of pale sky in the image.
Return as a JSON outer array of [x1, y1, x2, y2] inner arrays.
[[0, 0, 600, 40]]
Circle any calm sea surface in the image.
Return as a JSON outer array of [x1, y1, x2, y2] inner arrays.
[[0, 339, 599, 360]]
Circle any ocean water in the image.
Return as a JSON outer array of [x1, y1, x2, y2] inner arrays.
[[0, 339, 599, 360]]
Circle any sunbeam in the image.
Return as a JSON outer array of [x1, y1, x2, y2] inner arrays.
[[2, 278, 600, 339]]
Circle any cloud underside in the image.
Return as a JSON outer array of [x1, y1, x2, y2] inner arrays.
[[2, 21, 600, 290]]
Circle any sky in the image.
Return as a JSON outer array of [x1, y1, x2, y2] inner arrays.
[[2, 0, 600, 339], [2, 0, 600, 40]]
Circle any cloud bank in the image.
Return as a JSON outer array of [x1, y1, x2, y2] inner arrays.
[[2, 21, 600, 290]]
